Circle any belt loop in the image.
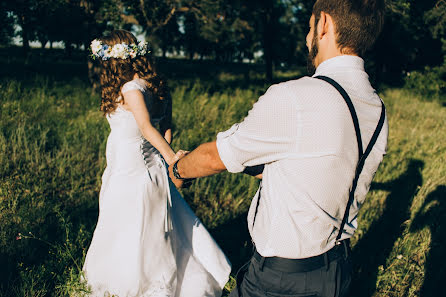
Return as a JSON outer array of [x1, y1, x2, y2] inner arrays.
[[259, 256, 265, 271], [324, 252, 329, 271]]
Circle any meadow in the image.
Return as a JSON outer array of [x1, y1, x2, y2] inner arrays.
[[0, 57, 445, 297]]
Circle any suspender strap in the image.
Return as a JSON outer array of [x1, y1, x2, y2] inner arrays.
[[252, 181, 262, 228], [315, 75, 363, 161], [315, 75, 386, 243]]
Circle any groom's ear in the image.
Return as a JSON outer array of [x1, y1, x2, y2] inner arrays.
[[318, 11, 330, 41]]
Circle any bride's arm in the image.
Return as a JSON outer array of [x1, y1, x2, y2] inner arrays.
[[122, 89, 178, 165], [163, 129, 172, 144]]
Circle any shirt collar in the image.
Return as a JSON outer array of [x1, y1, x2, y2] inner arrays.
[[313, 55, 365, 77]]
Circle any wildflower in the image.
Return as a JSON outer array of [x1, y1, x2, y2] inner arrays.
[[16, 233, 22, 240], [90, 40, 102, 55]]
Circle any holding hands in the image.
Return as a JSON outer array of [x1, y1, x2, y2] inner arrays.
[[169, 142, 263, 189], [169, 150, 189, 165], [169, 150, 193, 188]]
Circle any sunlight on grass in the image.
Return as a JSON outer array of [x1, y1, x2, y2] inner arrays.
[[0, 75, 445, 296]]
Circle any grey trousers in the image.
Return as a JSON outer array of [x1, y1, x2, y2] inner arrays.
[[229, 252, 352, 297]]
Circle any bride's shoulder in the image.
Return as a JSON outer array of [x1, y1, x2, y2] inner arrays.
[[121, 79, 147, 94]]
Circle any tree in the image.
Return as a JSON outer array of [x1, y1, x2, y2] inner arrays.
[[224, 0, 309, 81], [0, 1, 15, 45], [122, 0, 226, 56], [60, 0, 123, 52], [6, 0, 37, 52], [425, 0, 446, 56], [368, 0, 444, 84], [122, 0, 207, 36], [152, 14, 181, 58]]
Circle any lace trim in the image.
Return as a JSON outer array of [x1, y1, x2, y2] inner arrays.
[[117, 80, 146, 102]]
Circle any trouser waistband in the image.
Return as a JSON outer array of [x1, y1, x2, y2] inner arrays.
[[253, 239, 350, 273]]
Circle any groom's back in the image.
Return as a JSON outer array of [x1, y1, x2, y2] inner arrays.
[[217, 55, 387, 259], [263, 56, 387, 258]]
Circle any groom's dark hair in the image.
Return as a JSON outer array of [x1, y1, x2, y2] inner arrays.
[[312, 0, 385, 56]]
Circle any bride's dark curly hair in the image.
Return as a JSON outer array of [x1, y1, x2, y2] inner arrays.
[[95, 30, 169, 115]]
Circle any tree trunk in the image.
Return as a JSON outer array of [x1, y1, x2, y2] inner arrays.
[[20, 17, 30, 53], [263, 0, 274, 83], [40, 40, 47, 49], [65, 42, 73, 57]]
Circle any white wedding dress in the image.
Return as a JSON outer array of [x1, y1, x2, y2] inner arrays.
[[83, 78, 231, 297]]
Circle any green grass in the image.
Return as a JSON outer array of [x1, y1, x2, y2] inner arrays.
[[0, 69, 445, 296]]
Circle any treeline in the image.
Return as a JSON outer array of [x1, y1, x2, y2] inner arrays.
[[1, 0, 445, 88]]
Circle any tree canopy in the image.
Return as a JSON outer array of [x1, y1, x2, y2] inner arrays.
[[2, 0, 445, 84]]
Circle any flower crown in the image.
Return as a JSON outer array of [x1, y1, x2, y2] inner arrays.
[[90, 39, 150, 60]]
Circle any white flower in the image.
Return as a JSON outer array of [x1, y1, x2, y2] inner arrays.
[[138, 41, 148, 55], [90, 39, 102, 55], [110, 43, 127, 59]]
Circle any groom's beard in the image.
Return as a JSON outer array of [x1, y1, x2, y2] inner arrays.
[[307, 33, 319, 76]]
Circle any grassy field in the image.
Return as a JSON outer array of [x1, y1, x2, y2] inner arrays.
[[0, 60, 445, 296]]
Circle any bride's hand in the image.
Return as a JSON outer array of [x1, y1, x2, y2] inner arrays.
[[168, 150, 189, 166]]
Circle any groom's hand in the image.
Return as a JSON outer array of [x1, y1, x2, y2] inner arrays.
[[168, 153, 189, 188], [169, 166, 184, 188]]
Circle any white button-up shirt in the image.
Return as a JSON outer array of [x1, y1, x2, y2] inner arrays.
[[216, 55, 388, 259]]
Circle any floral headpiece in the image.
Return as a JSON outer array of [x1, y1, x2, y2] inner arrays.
[[90, 39, 150, 60]]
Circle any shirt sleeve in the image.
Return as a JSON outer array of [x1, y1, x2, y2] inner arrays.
[[216, 84, 296, 173]]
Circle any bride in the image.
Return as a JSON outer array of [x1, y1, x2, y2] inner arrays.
[[82, 30, 231, 297]]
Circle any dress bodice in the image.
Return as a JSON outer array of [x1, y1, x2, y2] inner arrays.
[[106, 106, 142, 139], [106, 78, 169, 138], [104, 79, 169, 173]]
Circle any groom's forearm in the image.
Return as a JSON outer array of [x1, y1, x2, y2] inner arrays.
[[175, 141, 226, 179]]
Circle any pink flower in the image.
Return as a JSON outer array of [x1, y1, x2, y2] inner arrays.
[[16, 233, 22, 240]]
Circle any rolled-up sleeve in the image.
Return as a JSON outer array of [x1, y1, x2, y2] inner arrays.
[[216, 84, 296, 173]]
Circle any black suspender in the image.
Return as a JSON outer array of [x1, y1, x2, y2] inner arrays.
[[252, 182, 262, 228], [315, 75, 386, 244]]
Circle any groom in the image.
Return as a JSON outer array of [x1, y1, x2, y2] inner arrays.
[[169, 0, 388, 296]]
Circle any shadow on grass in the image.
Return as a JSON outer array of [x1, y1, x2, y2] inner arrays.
[[351, 159, 424, 297], [0, 195, 99, 294], [209, 212, 253, 273], [410, 185, 446, 297]]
